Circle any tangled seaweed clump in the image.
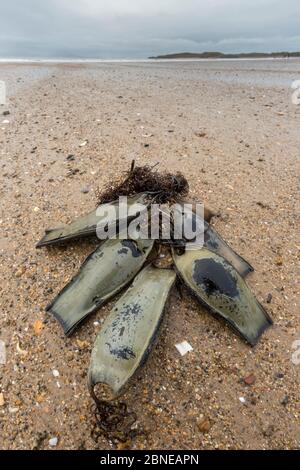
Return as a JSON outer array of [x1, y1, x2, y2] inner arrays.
[[36, 163, 273, 442], [96, 161, 189, 204]]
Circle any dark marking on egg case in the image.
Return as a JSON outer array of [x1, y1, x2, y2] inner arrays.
[[193, 259, 238, 298], [204, 229, 219, 250], [106, 342, 136, 360], [110, 303, 143, 333], [118, 247, 129, 255], [121, 240, 142, 257]]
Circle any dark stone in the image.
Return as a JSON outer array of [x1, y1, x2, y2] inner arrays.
[[81, 186, 90, 194], [281, 395, 289, 406], [266, 293, 272, 303]]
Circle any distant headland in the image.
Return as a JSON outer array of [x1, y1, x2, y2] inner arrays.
[[149, 51, 300, 59]]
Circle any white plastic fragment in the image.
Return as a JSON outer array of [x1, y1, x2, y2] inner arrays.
[[79, 140, 87, 147], [0, 340, 6, 365], [49, 437, 58, 447], [175, 341, 193, 356], [2, 120, 9, 124], [239, 396, 246, 404], [52, 369, 59, 377]]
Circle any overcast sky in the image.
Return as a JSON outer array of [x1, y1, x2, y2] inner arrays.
[[0, 0, 299, 58]]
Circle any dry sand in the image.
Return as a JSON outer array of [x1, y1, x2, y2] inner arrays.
[[0, 60, 299, 450]]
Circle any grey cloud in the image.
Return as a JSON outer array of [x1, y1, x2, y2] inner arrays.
[[0, 0, 299, 58]]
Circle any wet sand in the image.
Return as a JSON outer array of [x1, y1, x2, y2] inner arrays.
[[0, 60, 299, 450]]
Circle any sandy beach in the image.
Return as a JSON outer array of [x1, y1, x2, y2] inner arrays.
[[0, 59, 299, 450]]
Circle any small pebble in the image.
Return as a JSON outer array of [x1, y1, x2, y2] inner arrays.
[[81, 186, 90, 194], [52, 369, 59, 377], [243, 373, 256, 386], [266, 293, 272, 303], [0, 340, 6, 364], [197, 418, 212, 433], [9, 407, 19, 413], [281, 395, 289, 406], [49, 437, 58, 447], [15, 266, 26, 278]]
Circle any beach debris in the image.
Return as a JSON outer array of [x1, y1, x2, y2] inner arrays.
[[76, 339, 89, 350], [49, 437, 58, 447], [0, 340, 6, 365], [52, 369, 60, 378], [36, 162, 272, 440], [33, 320, 44, 335], [66, 154, 75, 161], [256, 201, 270, 209], [175, 341, 193, 356], [275, 372, 284, 380], [197, 417, 212, 433], [16, 342, 28, 356], [15, 266, 26, 278], [275, 257, 283, 266], [9, 407, 19, 413], [81, 186, 90, 194], [281, 395, 289, 406], [2, 119, 9, 124], [3, 110, 10, 116], [262, 425, 275, 437], [266, 293, 272, 304], [79, 140, 88, 147], [0, 393, 5, 406], [243, 373, 256, 386]]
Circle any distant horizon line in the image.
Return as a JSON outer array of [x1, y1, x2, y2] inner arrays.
[[1, 48, 300, 62], [0, 55, 300, 64]]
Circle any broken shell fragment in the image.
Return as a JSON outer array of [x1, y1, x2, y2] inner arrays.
[[88, 265, 176, 398], [46, 237, 154, 335], [36, 193, 150, 247], [172, 247, 272, 345]]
